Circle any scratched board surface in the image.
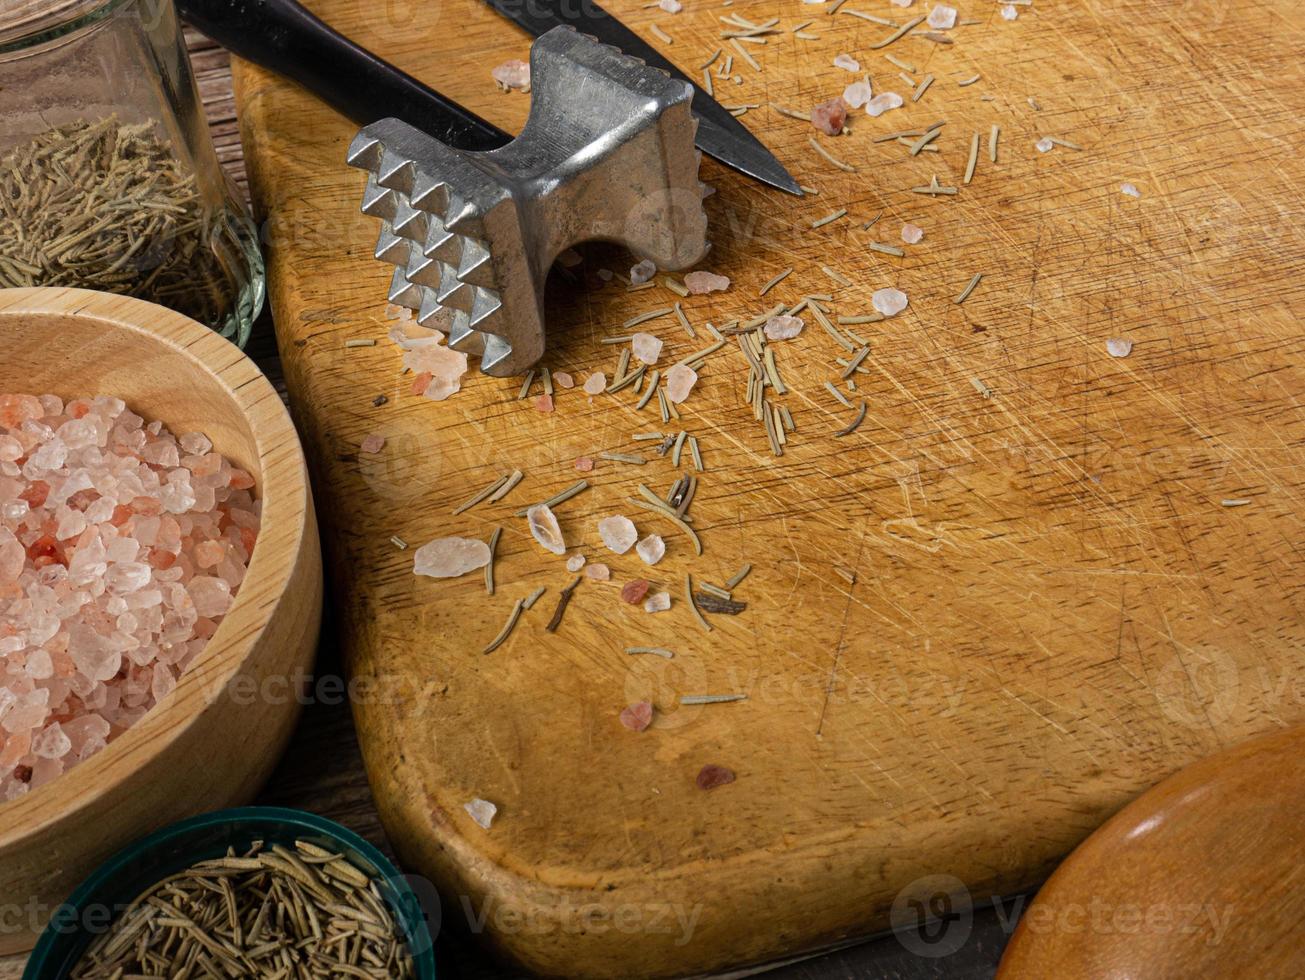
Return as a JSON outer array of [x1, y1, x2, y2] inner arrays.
[[232, 0, 1305, 975]]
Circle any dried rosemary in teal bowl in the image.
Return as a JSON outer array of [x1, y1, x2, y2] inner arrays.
[[23, 807, 436, 979]]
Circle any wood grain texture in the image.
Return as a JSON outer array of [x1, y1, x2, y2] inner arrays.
[[232, 0, 1305, 975], [996, 725, 1305, 979], [0, 288, 323, 955]]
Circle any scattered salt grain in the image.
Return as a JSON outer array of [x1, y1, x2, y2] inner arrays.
[[534, 394, 555, 413], [834, 54, 861, 72], [865, 92, 904, 117], [811, 98, 848, 136], [632, 332, 664, 365], [1106, 338, 1134, 358], [0, 394, 258, 801], [402, 341, 468, 401], [553, 371, 575, 388], [684, 271, 730, 294], [413, 536, 492, 578], [842, 81, 873, 109], [583, 373, 608, 395], [636, 534, 666, 565], [872, 287, 909, 316], [599, 516, 638, 554], [1000, 3, 1018, 19], [586, 562, 611, 581], [901, 223, 924, 244], [630, 259, 657, 285], [764, 315, 805, 341], [1035, 137, 1055, 153], [891, 0, 914, 6], [658, 0, 681, 11], [360, 433, 385, 454], [526, 504, 566, 555], [464, 798, 497, 829], [665, 364, 698, 404], [491, 60, 530, 91], [926, 4, 957, 29], [620, 700, 654, 732], [575, 456, 595, 473], [643, 591, 672, 613], [1121, 183, 1141, 198], [621, 579, 651, 604], [696, 764, 736, 790], [566, 553, 586, 572]]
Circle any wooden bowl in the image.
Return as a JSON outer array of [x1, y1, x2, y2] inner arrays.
[[0, 287, 323, 954]]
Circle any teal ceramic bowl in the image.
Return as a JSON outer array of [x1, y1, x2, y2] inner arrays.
[[23, 807, 436, 979]]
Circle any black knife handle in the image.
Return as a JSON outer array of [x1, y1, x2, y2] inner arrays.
[[177, 0, 511, 150]]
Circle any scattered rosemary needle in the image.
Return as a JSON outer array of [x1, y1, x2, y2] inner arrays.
[[970, 377, 994, 399], [546, 576, 582, 632], [485, 527, 502, 595], [958, 74, 981, 86], [488, 469, 524, 502], [884, 52, 915, 72], [517, 370, 535, 399], [700, 47, 721, 69], [841, 346, 871, 379], [730, 38, 762, 71], [626, 646, 675, 658], [824, 380, 853, 408], [912, 74, 934, 102], [759, 267, 793, 296], [811, 208, 848, 229], [681, 694, 747, 705], [650, 23, 673, 44], [344, 338, 376, 348], [702, 69, 714, 96], [725, 564, 752, 589], [954, 272, 984, 304], [821, 265, 852, 286], [629, 496, 703, 555], [624, 307, 674, 328], [964, 131, 981, 184], [689, 435, 704, 472], [452, 473, 509, 515], [843, 9, 899, 27], [867, 242, 905, 257], [390, 535, 408, 550], [1221, 499, 1252, 507], [522, 586, 547, 610], [483, 599, 524, 654], [515, 479, 588, 517], [636, 371, 661, 411], [868, 14, 924, 49], [836, 401, 868, 437], [685, 573, 714, 632], [989, 123, 1000, 162], [673, 301, 695, 338], [808, 137, 858, 172], [772, 104, 812, 121]]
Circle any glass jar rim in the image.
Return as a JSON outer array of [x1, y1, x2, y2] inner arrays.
[[0, 0, 138, 52]]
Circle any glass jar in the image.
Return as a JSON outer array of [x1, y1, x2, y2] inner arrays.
[[0, 0, 264, 345]]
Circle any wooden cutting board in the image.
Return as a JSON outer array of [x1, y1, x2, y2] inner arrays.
[[232, 0, 1305, 975]]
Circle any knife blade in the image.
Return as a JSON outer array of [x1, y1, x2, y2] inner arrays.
[[480, 0, 802, 195]]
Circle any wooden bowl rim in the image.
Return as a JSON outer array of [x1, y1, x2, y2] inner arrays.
[[0, 286, 312, 843]]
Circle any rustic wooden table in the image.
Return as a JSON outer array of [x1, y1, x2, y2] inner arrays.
[[0, 32, 1018, 980]]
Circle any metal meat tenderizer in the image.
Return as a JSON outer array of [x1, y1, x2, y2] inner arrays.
[[346, 26, 709, 377]]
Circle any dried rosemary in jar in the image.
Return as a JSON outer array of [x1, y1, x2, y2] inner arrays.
[[70, 838, 417, 979], [0, 117, 231, 326]]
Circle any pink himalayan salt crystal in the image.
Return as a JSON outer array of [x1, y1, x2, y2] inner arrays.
[[630, 259, 657, 285], [413, 536, 491, 578], [583, 372, 608, 395], [658, 0, 681, 11], [865, 92, 904, 117], [620, 579, 651, 604], [586, 562, 611, 581], [553, 371, 575, 388], [0, 394, 258, 802], [574, 456, 595, 473], [684, 271, 730, 295], [491, 60, 530, 91], [901, 223, 924, 245], [636, 534, 665, 565], [696, 764, 736, 790], [402, 340, 468, 401], [534, 394, 554, 413], [619, 700, 653, 732], [872, 287, 909, 316], [566, 553, 586, 572], [811, 98, 848, 136], [643, 591, 671, 613], [1000, 3, 1018, 20], [833, 54, 860, 72], [1035, 137, 1055, 153], [1106, 338, 1134, 358], [598, 515, 638, 555], [526, 504, 566, 555], [891, 0, 913, 5], [926, 4, 957, 29], [764, 315, 805, 341], [1121, 183, 1141, 198], [631, 332, 664, 366], [842, 81, 873, 109], [464, 797, 497, 829], [360, 433, 385, 454], [664, 364, 698, 404]]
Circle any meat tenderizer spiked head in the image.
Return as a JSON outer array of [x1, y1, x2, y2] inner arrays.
[[346, 26, 710, 377]]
